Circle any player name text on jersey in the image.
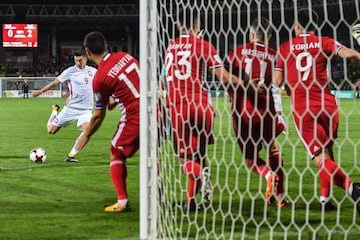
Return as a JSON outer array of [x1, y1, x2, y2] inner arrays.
[[241, 48, 275, 61], [107, 54, 133, 78], [168, 43, 192, 50], [291, 42, 320, 51]]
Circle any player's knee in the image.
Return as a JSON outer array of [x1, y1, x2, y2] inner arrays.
[[80, 122, 90, 130], [111, 145, 135, 160]]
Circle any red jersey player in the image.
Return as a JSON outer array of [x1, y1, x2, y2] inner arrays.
[[165, 6, 243, 211], [274, 9, 360, 212], [77, 31, 140, 212], [227, 18, 288, 208]]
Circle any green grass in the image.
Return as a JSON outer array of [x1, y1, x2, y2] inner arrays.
[[1, 97, 360, 239], [0, 98, 140, 240], [157, 96, 360, 239]]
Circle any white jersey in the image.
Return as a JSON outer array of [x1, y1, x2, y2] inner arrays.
[[57, 65, 97, 110]]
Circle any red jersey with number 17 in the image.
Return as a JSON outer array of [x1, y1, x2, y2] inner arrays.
[[93, 52, 140, 120], [165, 33, 223, 106], [275, 33, 343, 110]]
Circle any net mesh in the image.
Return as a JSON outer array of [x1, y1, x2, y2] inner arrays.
[[0, 77, 62, 98], [156, 0, 360, 239]]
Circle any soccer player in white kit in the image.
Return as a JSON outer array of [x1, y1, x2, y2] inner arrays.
[[32, 49, 97, 163]]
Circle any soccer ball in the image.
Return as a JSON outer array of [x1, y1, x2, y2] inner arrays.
[[29, 147, 47, 163]]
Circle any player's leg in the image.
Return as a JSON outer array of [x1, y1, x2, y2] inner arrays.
[[196, 105, 215, 206], [47, 104, 61, 131], [268, 141, 290, 207], [234, 117, 276, 203], [313, 117, 359, 212], [183, 132, 203, 209], [294, 111, 335, 210], [104, 148, 130, 213], [171, 103, 202, 211], [266, 115, 288, 207], [237, 120, 271, 179], [296, 110, 354, 211], [104, 121, 139, 213], [65, 110, 92, 163]]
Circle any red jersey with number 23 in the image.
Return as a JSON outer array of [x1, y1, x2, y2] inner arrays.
[[275, 33, 343, 111], [165, 33, 223, 106]]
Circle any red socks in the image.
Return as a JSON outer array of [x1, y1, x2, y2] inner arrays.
[[182, 161, 201, 203], [110, 159, 128, 201], [247, 157, 269, 178], [317, 158, 352, 197]]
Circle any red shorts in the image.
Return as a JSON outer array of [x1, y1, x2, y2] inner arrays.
[[233, 112, 280, 159], [111, 116, 140, 159], [293, 105, 338, 158], [170, 102, 215, 159]]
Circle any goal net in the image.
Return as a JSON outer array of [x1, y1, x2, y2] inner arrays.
[[152, 0, 360, 239], [0, 77, 63, 98]]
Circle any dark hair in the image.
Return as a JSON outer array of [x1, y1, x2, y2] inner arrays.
[[297, 9, 318, 31], [178, 6, 199, 30], [251, 17, 272, 40], [74, 48, 86, 57], [83, 31, 108, 55]]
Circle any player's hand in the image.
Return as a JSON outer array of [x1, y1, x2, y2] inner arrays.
[[257, 79, 266, 96], [352, 24, 360, 46], [249, 78, 266, 96], [107, 96, 118, 111], [31, 90, 42, 97]]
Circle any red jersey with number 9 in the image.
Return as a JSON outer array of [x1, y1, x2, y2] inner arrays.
[[275, 33, 343, 110], [165, 33, 223, 106]]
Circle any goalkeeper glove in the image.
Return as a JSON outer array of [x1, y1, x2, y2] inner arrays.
[[352, 24, 360, 46]]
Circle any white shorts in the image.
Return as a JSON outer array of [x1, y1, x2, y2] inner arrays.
[[52, 106, 92, 130]]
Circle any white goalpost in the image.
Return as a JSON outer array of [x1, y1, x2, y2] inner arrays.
[[139, 0, 158, 239], [140, 0, 360, 239], [0, 77, 62, 98]]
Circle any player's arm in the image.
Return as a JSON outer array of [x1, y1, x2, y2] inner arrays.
[[272, 83, 288, 133], [273, 70, 285, 88], [211, 66, 245, 86], [76, 108, 106, 151], [272, 84, 283, 114], [158, 74, 165, 98], [31, 78, 61, 97], [337, 46, 360, 66]]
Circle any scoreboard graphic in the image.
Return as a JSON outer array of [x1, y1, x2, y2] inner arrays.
[[2, 24, 38, 47]]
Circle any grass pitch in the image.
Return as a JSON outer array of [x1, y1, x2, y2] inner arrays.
[[0, 97, 360, 239]]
